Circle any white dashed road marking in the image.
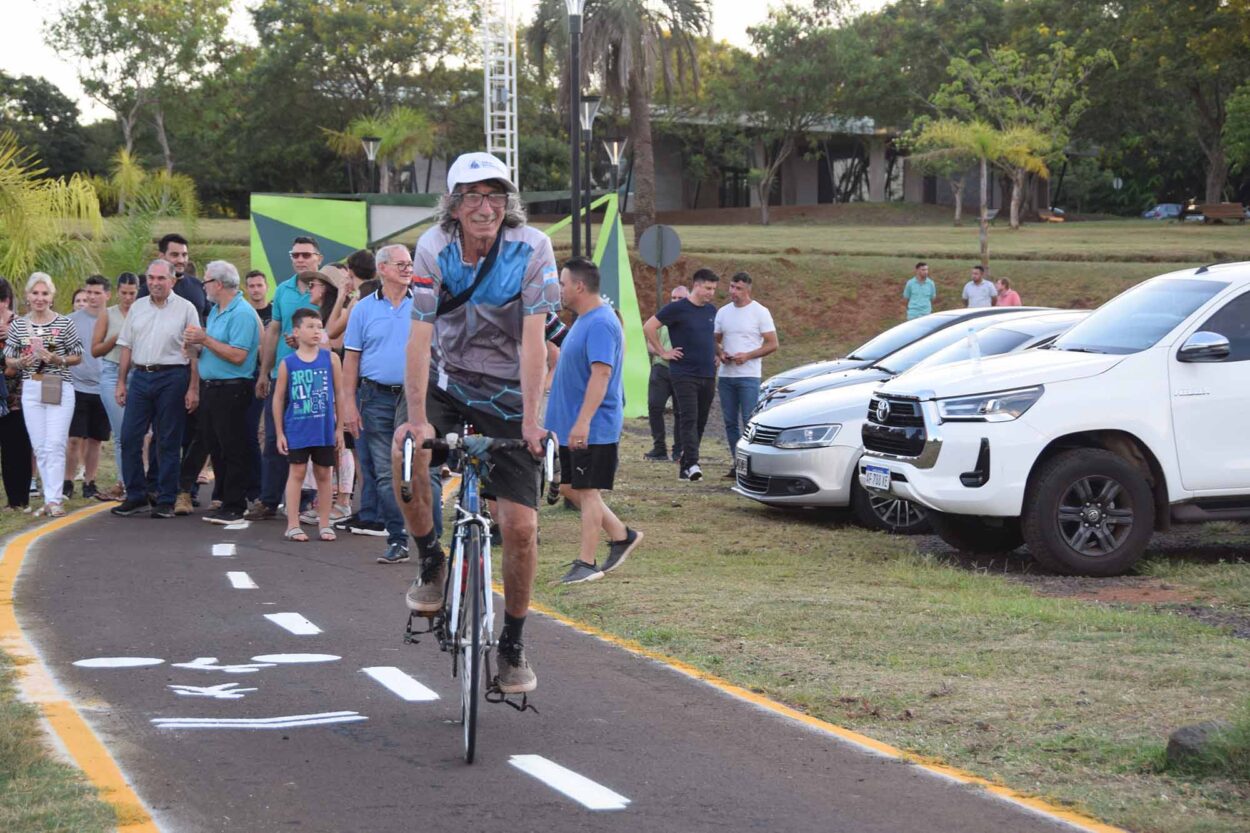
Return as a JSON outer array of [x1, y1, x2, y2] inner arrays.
[[223, 521, 250, 531], [508, 755, 631, 811], [212, 543, 236, 557], [361, 667, 440, 702], [227, 571, 257, 589], [264, 612, 322, 635]]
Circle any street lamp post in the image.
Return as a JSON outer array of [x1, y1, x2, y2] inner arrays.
[[361, 135, 382, 194], [604, 137, 627, 200], [566, 0, 585, 257], [579, 95, 602, 255]]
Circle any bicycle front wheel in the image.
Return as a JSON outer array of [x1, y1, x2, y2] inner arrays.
[[458, 524, 482, 763]]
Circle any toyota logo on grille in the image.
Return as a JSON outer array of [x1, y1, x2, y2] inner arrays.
[[875, 399, 891, 423]]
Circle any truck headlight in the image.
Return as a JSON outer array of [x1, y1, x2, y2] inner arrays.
[[774, 424, 841, 448], [937, 386, 1043, 422]]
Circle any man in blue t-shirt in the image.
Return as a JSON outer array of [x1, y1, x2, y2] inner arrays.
[[546, 258, 643, 585], [643, 268, 719, 481]]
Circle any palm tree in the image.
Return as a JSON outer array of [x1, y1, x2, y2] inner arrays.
[[913, 119, 1049, 267], [0, 131, 102, 298], [324, 107, 435, 194], [529, 0, 711, 244]]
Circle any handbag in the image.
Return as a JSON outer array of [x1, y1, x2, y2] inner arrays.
[[38, 375, 62, 405]]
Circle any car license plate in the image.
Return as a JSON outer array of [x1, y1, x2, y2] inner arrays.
[[864, 464, 891, 491], [735, 453, 749, 476]]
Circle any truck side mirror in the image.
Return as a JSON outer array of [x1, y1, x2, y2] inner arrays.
[[1177, 331, 1231, 362]]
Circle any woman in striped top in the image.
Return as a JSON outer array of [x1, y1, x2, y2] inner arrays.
[[3, 273, 83, 516]]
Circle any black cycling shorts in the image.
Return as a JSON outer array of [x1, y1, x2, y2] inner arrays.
[[426, 387, 540, 508]]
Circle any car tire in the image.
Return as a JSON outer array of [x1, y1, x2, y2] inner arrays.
[[927, 511, 1023, 554], [1022, 449, 1155, 577], [850, 478, 929, 535]]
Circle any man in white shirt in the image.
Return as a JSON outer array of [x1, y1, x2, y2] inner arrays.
[[714, 272, 778, 477], [962, 265, 998, 308]]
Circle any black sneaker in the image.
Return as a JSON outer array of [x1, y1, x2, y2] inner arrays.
[[81, 481, 98, 500], [152, 503, 175, 519], [377, 542, 410, 564], [62, 480, 74, 499], [643, 448, 668, 461], [203, 508, 244, 525], [351, 520, 387, 537], [557, 560, 604, 585], [686, 464, 703, 482], [602, 528, 643, 574], [678, 467, 691, 481], [111, 499, 150, 517], [332, 513, 358, 532], [495, 640, 537, 693]]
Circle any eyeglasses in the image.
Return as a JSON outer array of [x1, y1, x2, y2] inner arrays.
[[456, 192, 508, 209], [289, 250, 319, 259], [391, 262, 414, 271]]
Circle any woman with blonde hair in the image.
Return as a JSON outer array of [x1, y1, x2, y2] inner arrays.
[[3, 273, 83, 516]]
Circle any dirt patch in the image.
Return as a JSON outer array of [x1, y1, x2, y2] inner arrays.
[[1021, 576, 1200, 605]]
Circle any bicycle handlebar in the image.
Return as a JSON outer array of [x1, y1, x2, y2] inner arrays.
[[421, 433, 530, 453], [400, 431, 557, 503]]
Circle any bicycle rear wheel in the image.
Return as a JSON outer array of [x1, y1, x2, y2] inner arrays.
[[458, 525, 482, 763]]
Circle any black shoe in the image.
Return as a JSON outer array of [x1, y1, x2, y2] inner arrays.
[[678, 467, 690, 481], [643, 448, 668, 461], [62, 480, 74, 499], [332, 513, 358, 532], [602, 528, 643, 574], [557, 560, 603, 585], [351, 520, 387, 537], [111, 499, 150, 517], [203, 508, 244, 525], [671, 450, 682, 462], [151, 503, 175, 518], [82, 481, 98, 499]]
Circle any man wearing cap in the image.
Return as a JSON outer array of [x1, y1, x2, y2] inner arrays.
[[339, 247, 413, 564], [249, 237, 322, 520], [393, 151, 560, 695], [182, 261, 263, 524]]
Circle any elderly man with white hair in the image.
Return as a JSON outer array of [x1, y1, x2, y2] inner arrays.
[[339, 243, 415, 563], [182, 260, 263, 525]]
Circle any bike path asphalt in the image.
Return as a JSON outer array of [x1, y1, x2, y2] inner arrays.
[[19, 510, 1090, 833]]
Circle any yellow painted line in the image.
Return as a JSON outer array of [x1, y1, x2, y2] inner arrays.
[[499, 586, 1129, 833], [0, 503, 159, 832]]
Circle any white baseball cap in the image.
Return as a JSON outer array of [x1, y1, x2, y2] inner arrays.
[[446, 152, 516, 194]]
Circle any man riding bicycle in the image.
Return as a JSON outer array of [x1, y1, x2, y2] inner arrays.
[[392, 152, 559, 694]]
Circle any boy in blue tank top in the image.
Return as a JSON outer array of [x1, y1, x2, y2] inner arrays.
[[274, 308, 344, 541]]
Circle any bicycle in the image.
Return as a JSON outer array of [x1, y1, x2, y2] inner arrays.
[[400, 429, 555, 763]]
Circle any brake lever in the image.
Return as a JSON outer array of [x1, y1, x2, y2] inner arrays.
[[400, 432, 415, 503]]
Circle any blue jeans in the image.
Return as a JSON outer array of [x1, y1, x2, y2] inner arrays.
[[121, 367, 189, 505], [98, 361, 127, 478], [718, 376, 761, 454], [260, 388, 288, 508], [358, 383, 407, 546], [243, 386, 264, 502], [355, 424, 378, 524]]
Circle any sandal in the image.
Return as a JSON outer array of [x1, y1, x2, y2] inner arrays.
[[284, 527, 309, 542], [319, 527, 337, 542], [46, 503, 65, 518]]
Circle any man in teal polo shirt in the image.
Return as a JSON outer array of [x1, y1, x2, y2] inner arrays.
[[250, 236, 320, 519], [903, 261, 937, 319], [184, 261, 262, 524]]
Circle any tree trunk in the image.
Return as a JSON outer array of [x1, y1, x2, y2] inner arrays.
[[950, 178, 964, 226], [379, 162, 391, 195], [1009, 168, 1025, 229], [978, 156, 989, 268], [152, 105, 174, 174], [1205, 145, 1228, 203], [628, 76, 656, 245], [757, 179, 771, 226]]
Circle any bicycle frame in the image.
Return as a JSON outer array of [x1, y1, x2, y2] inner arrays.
[[444, 452, 494, 663]]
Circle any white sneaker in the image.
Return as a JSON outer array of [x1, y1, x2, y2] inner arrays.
[[686, 464, 703, 482]]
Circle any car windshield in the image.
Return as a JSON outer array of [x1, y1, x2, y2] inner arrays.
[[848, 315, 953, 361], [875, 316, 1009, 374], [1052, 279, 1228, 355], [910, 328, 1032, 371]]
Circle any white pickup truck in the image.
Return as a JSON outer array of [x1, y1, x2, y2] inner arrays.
[[859, 264, 1250, 576]]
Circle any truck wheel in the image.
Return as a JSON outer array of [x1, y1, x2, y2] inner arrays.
[[1022, 449, 1155, 576], [927, 511, 1023, 553], [851, 479, 929, 535]]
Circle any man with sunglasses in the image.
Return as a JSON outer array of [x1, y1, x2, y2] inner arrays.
[[393, 151, 560, 695], [249, 237, 321, 520]]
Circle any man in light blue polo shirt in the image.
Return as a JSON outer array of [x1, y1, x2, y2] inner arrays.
[[250, 236, 320, 519], [341, 244, 413, 563], [185, 260, 262, 524]]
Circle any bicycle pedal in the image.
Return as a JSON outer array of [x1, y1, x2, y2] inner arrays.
[[403, 612, 436, 644], [485, 680, 539, 714]]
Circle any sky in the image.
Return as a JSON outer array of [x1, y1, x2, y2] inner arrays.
[[1, 0, 889, 124]]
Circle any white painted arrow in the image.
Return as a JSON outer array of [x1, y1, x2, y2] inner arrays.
[[169, 683, 257, 700], [171, 657, 276, 674]]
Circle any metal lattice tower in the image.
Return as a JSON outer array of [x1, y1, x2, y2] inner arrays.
[[483, 0, 519, 188]]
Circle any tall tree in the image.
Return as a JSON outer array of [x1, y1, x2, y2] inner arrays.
[[47, 0, 231, 171], [0, 72, 89, 180], [324, 108, 436, 194], [528, 0, 711, 243]]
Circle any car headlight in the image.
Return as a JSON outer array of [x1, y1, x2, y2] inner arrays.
[[937, 386, 1043, 422], [773, 424, 841, 448]]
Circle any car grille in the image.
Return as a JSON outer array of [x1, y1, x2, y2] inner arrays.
[[735, 471, 771, 493], [862, 396, 927, 457], [743, 423, 782, 446]]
